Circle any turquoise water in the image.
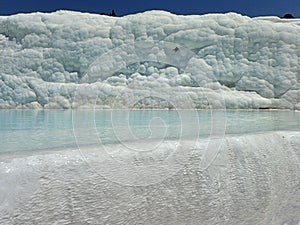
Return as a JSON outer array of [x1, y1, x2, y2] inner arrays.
[[0, 110, 299, 153]]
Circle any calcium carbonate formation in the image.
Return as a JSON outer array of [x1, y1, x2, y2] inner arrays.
[[0, 11, 299, 109]]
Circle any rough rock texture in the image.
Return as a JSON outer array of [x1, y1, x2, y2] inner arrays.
[[0, 132, 299, 224], [0, 11, 299, 109]]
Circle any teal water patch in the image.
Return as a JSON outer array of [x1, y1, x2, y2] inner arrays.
[[0, 110, 299, 153]]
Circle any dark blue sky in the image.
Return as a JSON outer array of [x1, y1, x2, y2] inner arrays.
[[0, 0, 299, 17]]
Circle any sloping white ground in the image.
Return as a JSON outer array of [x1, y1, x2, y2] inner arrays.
[[0, 131, 299, 224], [0, 11, 299, 109]]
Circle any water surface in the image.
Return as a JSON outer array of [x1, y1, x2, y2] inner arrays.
[[0, 110, 299, 153]]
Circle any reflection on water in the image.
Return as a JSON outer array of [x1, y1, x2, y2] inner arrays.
[[0, 110, 299, 153]]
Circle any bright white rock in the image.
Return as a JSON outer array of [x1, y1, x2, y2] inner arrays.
[[0, 10, 299, 109], [0, 131, 299, 224]]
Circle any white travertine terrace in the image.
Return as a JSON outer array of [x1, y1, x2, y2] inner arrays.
[[0, 11, 299, 109]]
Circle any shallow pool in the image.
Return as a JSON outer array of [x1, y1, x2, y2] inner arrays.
[[0, 110, 299, 153]]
